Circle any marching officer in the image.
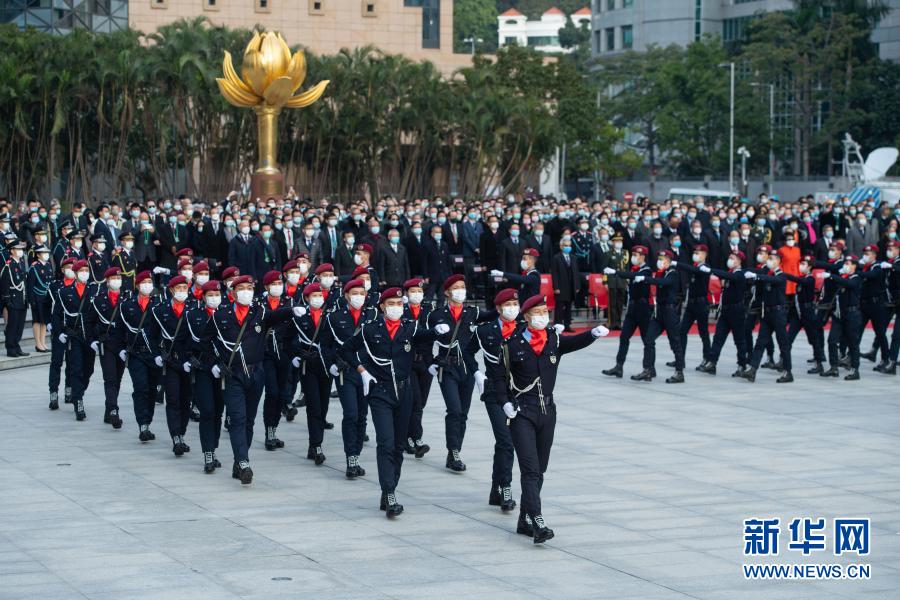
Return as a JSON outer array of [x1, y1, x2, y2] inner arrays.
[[884, 241, 900, 374], [47, 257, 76, 409], [112, 232, 137, 292], [675, 243, 711, 367], [631, 250, 685, 383], [313, 263, 340, 310], [741, 252, 794, 383], [259, 270, 295, 451], [1, 240, 29, 357], [490, 248, 541, 303], [55, 259, 97, 421], [499, 295, 608, 543], [857, 244, 892, 372], [87, 234, 109, 283], [697, 250, 749, 376], [27, 244, 54, 353], [90, 266, 126, 429], [820, 255, 863, 379], [402, 277, 434, 458], [783, 255, 828, 375], [743, 245, 777, 371], [602, 245, 652, 378]]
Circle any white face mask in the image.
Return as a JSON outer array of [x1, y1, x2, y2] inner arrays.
[[353, 254, 363, 266], [828, 250, 839, 260], [76, 270, 90, 283], [268, 285, 283, 298], [362, 279, 371, 291], [206, 295, 222, 309], [173, 290, 189, 302], [299, 263, 309, 275], [529, 314, 549, 330], [613, 242, 623, 251], [319, 275, 335, 289], [95, 243, 106, 253], [123, 241, 134, 250], [520, 259, 529, 270], [450, 288, 466, 303], [107, 278, 122, 291], [139, 282, 154, 296], [799, 264, 809, 274], [286, 272, 301, 285], [631, 255, 640, 266], [766, 259, 777, 270], [408, 291, 424, 305], [839, 265, 849, 275], [786, 239, 796, 247], [63, 268, 75, 280], [72, 240, 83, 249], [196, 274, 209, 286], [240, 226, 251, 235], [656, 260, 666, 270], [692, 253, 701, 263], [385, 305, 403, 321], [756, 254, 765, 264], [727, 258, 738, 269], [501, 305, 520, 321], [236, 289, 254, 306], [38, 253, 50, 263], [348, 294, 366, 309], [180, 270, 193, 280], [309, 295, 325, 309]]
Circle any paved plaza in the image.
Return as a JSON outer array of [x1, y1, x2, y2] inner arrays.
[[0, 333, 898, 599]]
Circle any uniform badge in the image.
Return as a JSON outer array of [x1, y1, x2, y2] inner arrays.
[[550, 355, 557, 364], [404, 341, 411, 353], [254, 324, 262, 333]]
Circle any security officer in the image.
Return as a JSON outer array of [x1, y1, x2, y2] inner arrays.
[[51, 222, 75, 273], [259, 270, 295, 451], [1, 240, 29, 357], [469, 288, 522, 512], [112, 231, 137, 292], [55, 259, 97, 421], [116, 270, 161, 441], [47, 257, 76, 409], [499, 295, 608, 543], [283, 259, 305, 303], [744, 245, 777, 371], [402, 277, 434, 458], [820, 255, 863, 380], [313, 262, 340, 311], [27, 244, 54, 353], [90, 266, 126, 429], [87, 234, 109, 283], [857, 244, 891, 371], [883, 241, 900, 374], [210, 275, 305, 485], [322, 278, 378, 477], [697, 250, 749, 376], [490, 248, 541, 302], [344, 286, 444, 517], [674, 243, 711, 368], [602, 234, 630, 329], [631, 250, 685, 383], [152, 275, 194, 456], [350, 265, 381, 308], [602, 245, 652, 377], [783, 255, 827, 374], [186, 280, 225, 473], [741, 252, 794, 383]]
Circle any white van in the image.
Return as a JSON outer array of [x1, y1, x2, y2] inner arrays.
[[667, 188, 733, 203]]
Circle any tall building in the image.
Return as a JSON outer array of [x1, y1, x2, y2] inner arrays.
[[498, 6, 591, 54], [1, 0, 129, 34]]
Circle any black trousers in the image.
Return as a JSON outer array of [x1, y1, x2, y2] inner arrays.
[[407, 361, 433, 442], [222, 364, 265, 463], [299, 365, 330, 448], [554, 298, 573, 328], [679, 299, 710, 362], [890, 303, 900, 362], [262, 353, 291, 428], [744, 310, 775, 362], [98, 345, 125, 411], [194, 369, 224, 453], [48, 330, 71, 394], [66, 338, 95, 403], [787, 303, 826, 363], [438, 364, 475, 451], [615, 301, 650, 366], [4, 307, 25, 354], [607, 287, 625, 328], [482, 386, 515, 487], [509, 402, 556, 518], [644, 305, 684, 370], [128, 354, 160, 426], [708, 304, 748, 366], [163, 366, 192, 437], [337, 371, 368, 457], [829, 309, 861, 369], [369, 381, 412, 493], [750, 306, 791, 371], [859, 299, 889, 360]]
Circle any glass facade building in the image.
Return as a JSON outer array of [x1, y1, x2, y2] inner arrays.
[[1, 0, 128, 34]]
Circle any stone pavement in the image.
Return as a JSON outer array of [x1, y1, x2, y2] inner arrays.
[[1, 332, 898, 599]]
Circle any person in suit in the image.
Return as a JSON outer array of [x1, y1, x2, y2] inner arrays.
[[461, 211, 482, 265], [500, 223, 525, 274], [122, 212, 159, 274], [228, 220, 265, 283], [846, 214, 880, 256], [334, 229, 357, 277], [525, 223, 552, 273], [405, 221, 428, 278], [376, 228, 410, 288], [480, 217, 503, 299], [259, 224, 283, 277], [297, 221, 321, 260], [550, 237, 581, 332], [423, 226, 452, 304], [444, 215, 464, 256], [92, 204, 116, 256], [316, 214, 341, 266], [598, 234, 629, 329]]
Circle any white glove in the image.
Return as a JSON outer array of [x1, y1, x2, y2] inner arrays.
[[292, 356, 301, 368], [152, 266, 169, 275], [744, 271, 757, 279], [293, 306, 307, 317], [553, 323, 565, 334], [881, 262, 892, 269], [428, 364, 439, 377], [699, 265, 711, 273], [118, 349, 127, 362], [90, 341, 100, 352], [402, 295, 409, 304], [154, 356, 164, 367], [474, 371, 486, 394], [47, 323, 52, 332], [434, 323, 450, 335], [360, 370, 377, 395], [502, 402, 517, 419], [211, 365, 221, 378], [591, 325, 610, 338], [58, 333, 68, 343], [183, 361, 191, 373], [634, 276, 645, 283], [329, 364, 340, 377], [490, 269, 504, 278], [603, 267, 616, 275], [818, 271, 831, 279]]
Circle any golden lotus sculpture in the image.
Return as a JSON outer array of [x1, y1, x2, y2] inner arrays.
[[217, 31, 329, 198]]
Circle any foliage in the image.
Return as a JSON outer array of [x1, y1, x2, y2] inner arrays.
[[454, 0, 499, 54]]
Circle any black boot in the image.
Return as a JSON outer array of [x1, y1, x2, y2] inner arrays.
[[666, 371, 684, 384], [760, 358, 777, 370], [446, 449, 466, 472], [203, 451, 216, 473], [731, 365, 746, 378], [697, 361, 717, 375], [602, 364, 623, 378], [324, 421, 334, 430], [741, 366, 757, 383], [173, 436, 185, 457], [64, 386, 72, 404], [190, 404, 200, 422], [776, 371, 793, 383], [346, 455, 359, 479], [531, 514, 555, 544], [489, 483, 502, 507], [264, 427, 283, 451], [844, 368, 860, 381], [665, 360, 676, 368], [138, 424, 154, 442], [404, 437, 417, 455], [212, 452, 222, 468], [293, 393, 306, 407], [873, 360, 890, 373], [820, 366, 839, 377], [283, 405, 298, 422], [74, 398, 86, 421], [379, 491, 387, 511], [860, 349, 877, 362], [223, 415, 231, 432], [517, 513, 534, 536], [499, 485, 516, 511], [630, 368, 653, 382], [414, 439, 430, 459], [882, 360, 897, 375], [384, 492, 404, 517], [311, 446, 325, 465], [104, 408, 123, 429], [807, 361, 824, 375], [49, 392, 59, 410], [236, 460, 253, 484]]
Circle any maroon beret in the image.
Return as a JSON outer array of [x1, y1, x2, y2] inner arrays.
[[263, 270, 282, 286], [523, 248, 540, 258], [403, 277, 425, 290], [73, 259, 89, 271], [379, 287, 403, 304], [694, 244, 709, 252], [315, 262, 335, 275], [282, 260, 298, 272], [658, 249, 674, 259], [135, 270, 152, 283], [175, 248, 193, 257], [631, 245, 648, 256], [201, 280, 221, 294], [521, 295, 547, 313], [493, 288, 518, 306], [177, 258, 193, 271], [167, 275, 188, 288], [757, 245, 773, 254], [890, 240, 900, 249], [845, 254, 859, 263], [192, 261, 209, 273], [103, 267, 121, 279], [832, 240, 846, 249], [231, 275, 254, 287], [303, 282, 322, 297], [355, 243, 373, 254], [801, 254, 814, 263], [222, 266, 240, 280], [351, 266, 369, 278], [863, 244, 878, 253], [730, 250, 746, 261], [60, 257, 77, 268], [293, 251, 310, 261], [343, 278, 365, 294], [443, 274, 466, 290]]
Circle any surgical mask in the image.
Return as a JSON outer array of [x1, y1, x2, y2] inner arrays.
[[353, 254, 363, 266], [824, 230, 834, 239], [799, 264, 810, 275], [839, 265, 849, 275], [529, 314, 549, 330], [139, 282, 154, 295], [534, 230, 543, 238], [363, 279, 371, 291], [250, 224, 260, 232], [631, 255, 640, 266], [489, 222, 500, 231], [727, 258, 738, 269], [319, 276, 335, 288], [756, 254, 765, 264], [63, 268, 75, 280], [656, 260, 666, 270], [72, 240, 83, 249], [348, 294, 366, 309], [786, 239, 796, 247], [511, 229, 520, 237], [196, 274, 209, 286], [370, 226, 380, 235], [180, 269, 193, 280], [385, 305, 403, 321], [107, 278, 122, 291], [613, 242, 622, 251], [672, 240, 681, 248], [412, 228, 423, 236], [346, 236, 355, 246], [286, 272, 301, 285], [299, 263, 309, 275], [173, 291, 188, 302], [766, 258, 777, 270], [450, 289, 466, 303], [327, 219, 338, 227], [38, 253, 50, 263], [692, 253, 701, 263], [562, 246, 572, 254], [130, 210, 140, 218], [309, 295, 325, 309], [240, 226, 250, 235], [76, 271, 90, 283], [262, 231, 273, 240], [206, 295, 222, 309], [729, 237, 739, 246], [236, 289, 254, 306], [433, 233, 442, 242], [501, 305, 519, 321], [124, 241, 134, 250], [268, 284, 284, 298], [95, 243, 106, 253], [390, 236, 400, 245], [408, 291, 424, 305], [520, 259, 529, 270], [828, 249, 839, 260], [653, 227, 662, 236]]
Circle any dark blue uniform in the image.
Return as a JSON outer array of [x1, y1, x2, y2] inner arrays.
[[260, 293, 296, 447], [1, 257, 28, 355], [403, 302, 434, 452], [117, 295, 162, 431], [26, 260, 53, 325], [706, 266, 749, 369], [56, 281, 99, 415], [783, 272, 826, 366], [748, 269, 792, 372], [47, 279, 74, 402], [186, 306, 224, 461], [500, 268, 541, 303], [291, 303, 332, 458], [888, 258, 900, 364], [151, 299, 194, 444], [857, 263, 890, 361], [608, 264, 652, 370], [90, 285, 127, 418], [675, 262, 711, 362], [827, 271, 862, 372], [642, 268, 685, 372]]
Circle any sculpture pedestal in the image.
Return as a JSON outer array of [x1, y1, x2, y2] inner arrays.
[[250, 171, 284, 202]]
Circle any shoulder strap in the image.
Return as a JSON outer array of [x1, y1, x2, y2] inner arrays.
[[226, 313, 251, 372]]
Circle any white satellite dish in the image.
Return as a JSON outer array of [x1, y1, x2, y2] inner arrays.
[[863, 147, 899, 182]]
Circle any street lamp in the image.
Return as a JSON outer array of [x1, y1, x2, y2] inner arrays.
[[751, 82, 775, 198], [719, 62, 735, 198], [463, 37, 483, 55], [737, 146, 751, 197]]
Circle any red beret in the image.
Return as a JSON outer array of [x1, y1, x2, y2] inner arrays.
[[493, 288, 518, 306], [176, 248, 193, 257], [167, 275, 188, 288], [263, 270, 282, 286], [523, 248, 540, 258], [315, 262, 334, 275], [192, 261, 209, 273], [443, 274, 466, 290], [379, 287, 403, 304], [845, 254, 859, 263], [631, 245, 648, 256], [73, 259, 89, 271], [521, 295, 547, 313], [294, 251, 311, 261], [103, 267, 121, 279], [355, 243, 373, 254], [303, 282, 322, 297], [403, 277, 425, 290], [658, 249, 674, 259], [60, 257, 77, 268], [201, 280, 221, 293], [351, 266, 369, 278], [801, 254, 814, 263], [832, 240, 846, 249], [694, 244, 709, 252], [890, 241, 900, 249], [231, 275, 254, 287], [343, 278, 365, 294], [222, 266, 240, 280], [863, 244, 878, 253], [282, 260, 298, 272], [757, 245, 773, 253], [729, 250, 746, 261], [177, 259, 192, 271]]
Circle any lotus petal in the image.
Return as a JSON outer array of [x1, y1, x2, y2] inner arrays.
[[286, 51, 307, 92], [223, 51, 255, 95], [216, 78, 260, 108], [244, 31, 261, 55], [263, 76, 295, 107], [260, 33, 288, 88], [242, 49, 268, 97], [284, 80, 330, 109]]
